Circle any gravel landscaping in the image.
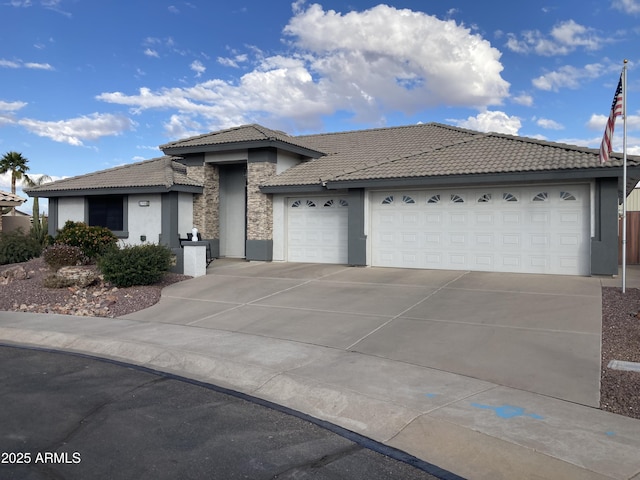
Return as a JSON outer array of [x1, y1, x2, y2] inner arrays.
[[1, 257, 639, 420]]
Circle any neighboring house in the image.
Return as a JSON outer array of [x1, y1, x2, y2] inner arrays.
[[27, 123, 640, 276], [0, 190, 26, 233]]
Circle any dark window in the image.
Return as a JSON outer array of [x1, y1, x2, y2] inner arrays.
[[88, 196, 124, 231]]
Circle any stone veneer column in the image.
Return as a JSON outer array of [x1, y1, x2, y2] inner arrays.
[[188, 163, 220, 256], [246, 148, 277, 261]]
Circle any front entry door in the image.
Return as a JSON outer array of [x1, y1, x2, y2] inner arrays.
[[219, 164, 246, 257]]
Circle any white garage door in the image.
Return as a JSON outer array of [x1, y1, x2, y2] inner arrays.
[[371, 185, 590, 275], [287, 196, 349, 264]]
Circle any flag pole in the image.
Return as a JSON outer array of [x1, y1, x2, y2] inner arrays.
[[622, 59, 628, 293]]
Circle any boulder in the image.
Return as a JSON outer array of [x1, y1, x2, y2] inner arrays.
[[0, 265, 29, 284], [56, 266, 99, 288]]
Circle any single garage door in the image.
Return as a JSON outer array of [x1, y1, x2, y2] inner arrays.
[[371, 185, 590, 275], [287, 196, 349, 264]]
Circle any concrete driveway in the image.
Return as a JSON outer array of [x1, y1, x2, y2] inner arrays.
[[123, 260, 603, 408]]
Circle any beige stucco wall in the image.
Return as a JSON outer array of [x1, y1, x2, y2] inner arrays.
[[57, 197, 85, 228], [126, 194, 162, 244], [178, 192, 194, 237], [1, 215, 30, 233]]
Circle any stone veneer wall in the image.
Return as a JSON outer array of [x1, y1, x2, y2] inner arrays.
[[188, 163, 219, 239], [247, 161, 275, 241]]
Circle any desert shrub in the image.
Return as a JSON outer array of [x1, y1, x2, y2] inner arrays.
[[30, 214, 49, 248], [99, 243, 172, 287], [42, 244, 86, 271], [0, 229, 42, 265], [55, 221, 118, 260]]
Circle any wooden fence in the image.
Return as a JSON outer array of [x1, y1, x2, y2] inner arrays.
[[619, 211, 640, 264]]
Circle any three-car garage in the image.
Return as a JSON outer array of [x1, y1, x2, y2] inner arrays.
[[283, 184, 590, 275]]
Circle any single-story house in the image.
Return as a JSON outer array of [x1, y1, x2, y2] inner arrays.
[[26, 122, 640, 276], [0, 190, 26, 232]]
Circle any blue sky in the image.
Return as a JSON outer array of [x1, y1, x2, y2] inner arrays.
[[2, 0, 640, 214]]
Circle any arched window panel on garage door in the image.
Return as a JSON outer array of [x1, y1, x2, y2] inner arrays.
[[560, 191, 577, 201], [532, 192, 549, 202]]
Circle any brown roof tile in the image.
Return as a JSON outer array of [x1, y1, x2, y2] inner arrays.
[[0, 190, 25, 205], [160, 124, 323, 154], [25, 156, 202, 195], [329, 132, 639, 182], [263, 123, 478, 186]]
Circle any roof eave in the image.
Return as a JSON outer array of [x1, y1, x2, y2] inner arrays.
[[27, 184, 203, 198], [259, 183, 326, 194], [162, 139, 324, 158], [324, 167, 640, 190]]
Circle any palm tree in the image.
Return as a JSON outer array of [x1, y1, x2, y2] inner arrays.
[[0, 151, 31, 195], [0, 151, 31, 216]]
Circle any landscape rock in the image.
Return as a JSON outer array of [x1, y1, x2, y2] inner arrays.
[[56, 266, 99, 288], [0, 265, 29, 284]]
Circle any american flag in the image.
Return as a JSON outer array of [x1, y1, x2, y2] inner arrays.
[[599, 74, 623, 163]]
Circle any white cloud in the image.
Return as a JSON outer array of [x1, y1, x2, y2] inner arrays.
[[163, 114, 204, 139], [144, 48, 159, 58], [190, 60, 206, 77], [513, 93, 533, 106], [0, 59, 21, 68], [97, 4, 509, 132], [168, 5, 179, 14], [23, 62, 53, 70], [450, 110, 521, 135], [16, 113, 135, 146], [0, 58, 53, 70], [536, 118, 564, 130], [532, 63, 604, 91], [506, 20, 605, 56], [0, 100, 27, 112], [217, 54, 248, 68], [613, 0, 640, 14]]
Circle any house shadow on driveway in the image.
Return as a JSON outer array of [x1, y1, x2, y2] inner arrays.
[[122, 260, 603, 408]]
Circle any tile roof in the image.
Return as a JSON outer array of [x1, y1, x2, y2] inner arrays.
[[330, 132, 636, 182], [159, 124, 323, 155], [263, 123, 478, 187], [263, 123, 640, 188], [0, 190, 25, 205], [25, 156, 202, 195]]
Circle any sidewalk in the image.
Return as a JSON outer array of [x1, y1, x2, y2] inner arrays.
[[0, 262, 639, 480]]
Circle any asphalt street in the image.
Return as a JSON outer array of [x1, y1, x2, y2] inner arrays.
[[0, 345, 452, 480]]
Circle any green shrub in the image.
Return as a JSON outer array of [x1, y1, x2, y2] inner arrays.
[[55, 221, 118, 259], [0, 229, 42, 265], [99, 243, 172, 287], [42, 244, 86, 271]]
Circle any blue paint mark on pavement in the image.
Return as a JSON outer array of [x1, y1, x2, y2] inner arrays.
[[606, 431, 616, 436], [471, 402, 544, 420], [424, 393, 438, 398]]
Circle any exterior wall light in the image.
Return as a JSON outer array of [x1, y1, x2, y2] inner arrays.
[[138, 200, 150, 207]]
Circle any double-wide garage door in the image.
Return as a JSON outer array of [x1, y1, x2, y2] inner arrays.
[[371, 185, 590, 275]]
